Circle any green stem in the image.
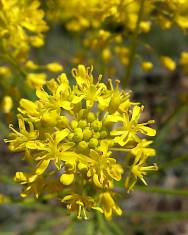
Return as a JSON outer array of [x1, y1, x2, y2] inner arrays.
[[0, 121, 9, 136], [160, 153, 188, 170], [97, 213, 112, 235], [106, 220, 124, 235], [0, 54, 27, 78], [154, 103, 188, 146], [126, 211, 188, 221], [110, 148, 128, 152], [124, 0, 145, 87], [136, 185, 188, 197]]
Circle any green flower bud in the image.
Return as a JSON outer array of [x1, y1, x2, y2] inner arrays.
[[91, 120, 102, 131], [100, 130, 108, 138], [58, 115, 69, 127], [93, 132, 100, 139], [67, 133, 74, 141], [78, 109, 88, 119], [71, 120, 78, 129], [78, 120, 87, 128], [89, 138, 98, 148], [77, 141, 88, 151], [83, 127, 93, 140], [73, 128, 83, 142], [87, 112, 96, 123]]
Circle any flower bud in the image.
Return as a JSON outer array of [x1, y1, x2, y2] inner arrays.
[[93, 132, 100, 139], [46, 62, 63, 72], [83, 128, 93, 140], [60, 173, 74, 185], [89, 138, 98, 148], [78, 109, 88, 119], [58, 116, 69, 127], [91, 120, 102, 131], [100, 130, 108, 138], [87, 112, 96, 123], [73, 128, 83, 142], [68, 133, 74, 141], [78, 120, 87, 128], [77, 141, 88, 151]]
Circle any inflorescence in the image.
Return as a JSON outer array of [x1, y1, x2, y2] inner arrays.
[[6, 65, 157, 220]]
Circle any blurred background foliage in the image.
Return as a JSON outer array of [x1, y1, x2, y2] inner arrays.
[[0, 0, 188, 234]]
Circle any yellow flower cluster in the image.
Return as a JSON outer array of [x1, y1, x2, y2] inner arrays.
[[47, 0, 188, 32], [0, 0, 48, 61], [46, 0, 188, 72], [156, 0, 188, 29], [6, 65, 157, 220]]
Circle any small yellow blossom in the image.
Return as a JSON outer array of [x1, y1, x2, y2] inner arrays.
[[25, 60, 38, 70], [99, 192, 122, 220], [27, 73, 47, 89], [46, 62, 64, 72], [102, 48, 112, 63], [62, 194, 103, 219], [180, 51, 188, 74], [160, 56, 176, 71], [1, 96, 13, 113], [0, 66, 12, 77], [141, 61, 153, 72]]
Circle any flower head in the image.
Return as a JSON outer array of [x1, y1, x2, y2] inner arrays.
[[6, 65, 157, 219]]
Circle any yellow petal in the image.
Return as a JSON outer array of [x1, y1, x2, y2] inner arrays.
[[93, 174, 102, 188], [139, 126, 156, 136], [35, 159, 50, 175]]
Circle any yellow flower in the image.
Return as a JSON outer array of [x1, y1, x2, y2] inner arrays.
[[102, 48, 112, 63], [27, 73, 47, 89], [61, 194, 103, 219], [6, 65, 157, 219], [125, 153, 158, 192], [179, 51, 188, 74], [46, 62, 64, 72], [141, 61, 153, 72], [1, 96, 13, 113], [0, 66, 12, 77], [160, 56, 176, 71], [25, 60, 38, 70], [111, 105, 156, 147], [99, 192, 122, 220]]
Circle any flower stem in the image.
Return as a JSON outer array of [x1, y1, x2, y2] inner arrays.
[[97, 213, 112, 235], [0, 54, 27, 78], [124, 0, 145, 87]]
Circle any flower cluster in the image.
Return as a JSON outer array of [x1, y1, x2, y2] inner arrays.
[[47, 0, 188, 32], [46, 0, 188, 72], [6, 65, 157, 220], [0, 0, 48, 61], [0, 0, 51, 114]]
